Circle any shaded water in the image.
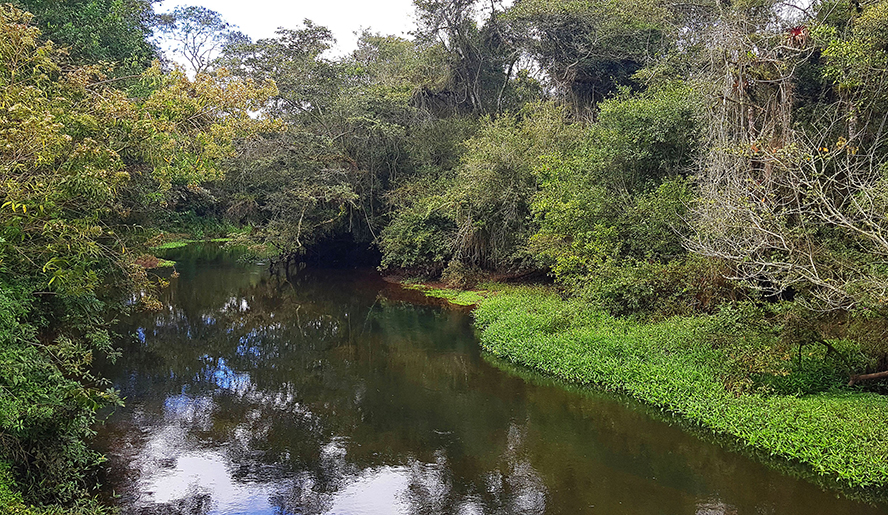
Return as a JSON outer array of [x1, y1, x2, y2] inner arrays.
[[95, 246, 888, 514]]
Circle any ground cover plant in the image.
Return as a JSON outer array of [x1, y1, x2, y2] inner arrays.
[[403, 283, 487, 306], [473, 286, 888, 489]]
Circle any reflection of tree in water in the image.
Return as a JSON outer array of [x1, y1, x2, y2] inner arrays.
[[98, 258, 884, 515], [102, 264, 552, 514], [400, 424, 547, 515]]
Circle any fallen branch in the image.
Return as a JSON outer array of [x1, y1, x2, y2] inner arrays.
[[848, 370, 888, 386]]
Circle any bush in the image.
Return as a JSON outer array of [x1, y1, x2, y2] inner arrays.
[[379, 194, 456, 275], [528, 84, 706, 317], [0, 281, 119, 508]]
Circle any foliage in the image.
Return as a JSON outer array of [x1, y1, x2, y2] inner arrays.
[[219, 21, 341, 119], [449, 102, 583, 269], [504, 0, 670, 112], [11, 0, 157, 75], [404, 283, 486, 306], [689, 0, 888, 314], [1, 5, 277, 292], [379, 182, 457, 274], [474, 287, 888, 488], [0, 279, 120, 507], [412, 0, 524, 114], [0, 5, 276, 508], [528, 85, 706, 315]]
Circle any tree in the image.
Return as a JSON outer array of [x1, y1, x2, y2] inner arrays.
[[503, 0, 670, 113], [220, 21, 342, 119], [0, 5, 277, 504], [681, 0, 888, 382], [529, 85, 707, 315], [413, 0, 521, 113], [687, 0, 888, 313], [12, 0, 158, 73], [155, 5, 233, 75], [446, 102, 582, 270]]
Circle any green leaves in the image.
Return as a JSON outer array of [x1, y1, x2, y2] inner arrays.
[[0, 7, 277, 508], [505, 0, 669, 109], [474, 286, 888, 488], [12, 0, 157, 75], [527, 85, 702, 314]]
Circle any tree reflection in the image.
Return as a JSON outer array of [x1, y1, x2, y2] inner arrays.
[[100, 263, 552, 514], [94, 254, 888, 515]]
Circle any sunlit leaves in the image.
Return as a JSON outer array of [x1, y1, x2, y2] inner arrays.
[[134, 65, 279, 189], [0, 5, 278, 294]]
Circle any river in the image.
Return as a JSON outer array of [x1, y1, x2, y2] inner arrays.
[[93, 245, 888, 514]]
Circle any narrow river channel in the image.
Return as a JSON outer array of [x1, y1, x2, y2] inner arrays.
[[94, 246, 888, 514]]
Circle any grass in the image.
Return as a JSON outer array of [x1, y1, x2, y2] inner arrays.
[[404, 284, 487, 306], [148, 233, 238, 251], [149, 240, 190, 250], [473, 286, 888, 490]]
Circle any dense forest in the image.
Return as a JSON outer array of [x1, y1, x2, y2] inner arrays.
[[3, 0, 888, 510]]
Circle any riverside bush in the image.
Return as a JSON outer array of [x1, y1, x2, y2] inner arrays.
[[474, 287, 888, 488], [0, 282, 118, 508]]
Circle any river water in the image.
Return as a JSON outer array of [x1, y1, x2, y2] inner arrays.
[[94, 246, 888, 514]]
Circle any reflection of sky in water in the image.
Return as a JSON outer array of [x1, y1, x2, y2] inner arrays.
[[200, 356, 252, 392], [133, 392, 551, 514], [238, 329, 267, 359], [164, 395, 214, 421], [147, 394, 281, 513], [103, 265, 886, 515], [696, 499, 740, 515], [329, 467, 411, 515], [144, 453, 277, 513]]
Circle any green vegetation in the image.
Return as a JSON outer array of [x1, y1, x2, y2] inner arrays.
[[5, 0, 888, 508], [404, 284, 487, 306], [150, 241, 190, 250], [474, 287, 888, 488], [0, 4, 274, 510]]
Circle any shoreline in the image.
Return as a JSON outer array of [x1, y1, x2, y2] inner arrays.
[[397, 278, 888, 501]]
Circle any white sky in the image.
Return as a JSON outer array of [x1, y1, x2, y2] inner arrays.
[[156, 0, 419, 56]]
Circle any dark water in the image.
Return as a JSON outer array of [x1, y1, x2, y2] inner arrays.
[[95, 247, 888, 514]]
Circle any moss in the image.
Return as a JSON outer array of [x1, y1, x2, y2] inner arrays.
[[473, 286, 888, 490]]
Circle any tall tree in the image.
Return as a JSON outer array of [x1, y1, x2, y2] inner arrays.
[[504, 0, 670, 113], [413, 0, 519, 113], [0, 6, 277, 504], [688, 0, 888, 321], [155, 5, 233, 75]]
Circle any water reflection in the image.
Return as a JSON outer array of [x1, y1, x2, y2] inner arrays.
[[94, 252, 888, 514]]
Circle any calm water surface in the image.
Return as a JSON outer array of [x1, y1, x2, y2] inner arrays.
[[95, 246, 888, 514]]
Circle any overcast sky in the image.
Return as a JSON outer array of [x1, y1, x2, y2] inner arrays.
[[156, 0, 419, 56]]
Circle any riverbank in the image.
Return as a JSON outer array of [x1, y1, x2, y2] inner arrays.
[[408, 281, 888, 493]]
